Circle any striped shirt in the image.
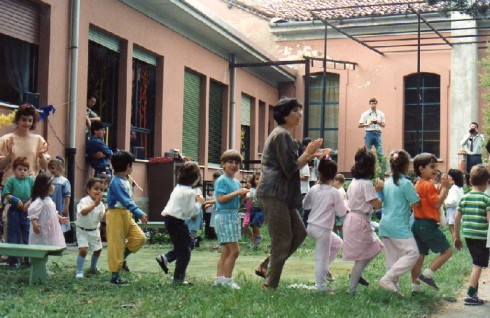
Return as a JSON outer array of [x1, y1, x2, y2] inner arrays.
[[457, 191, 490, 240]]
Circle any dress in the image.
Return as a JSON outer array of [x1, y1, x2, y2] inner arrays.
[[28, 197, 66, 247], [343, 179, 383, 261], [51, 175, 72, 232]]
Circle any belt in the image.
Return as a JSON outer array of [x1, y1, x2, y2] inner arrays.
[[466, 154, 482, 157], [77, 225, 97, 231], [366, 130, 381, 133]]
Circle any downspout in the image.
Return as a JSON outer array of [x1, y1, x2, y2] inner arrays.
[[229, 54, 236, 149], [67, 0, 80, 238]]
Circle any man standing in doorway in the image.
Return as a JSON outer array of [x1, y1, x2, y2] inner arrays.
[[358, 97, 385, 158], [461, 122, 485, 173]]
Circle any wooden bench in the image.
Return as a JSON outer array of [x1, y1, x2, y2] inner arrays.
[[0, 243, 66, 285]]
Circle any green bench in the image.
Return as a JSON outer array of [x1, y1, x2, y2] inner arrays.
[[71, 221, 165, 230], [0, 243, 66, 285]]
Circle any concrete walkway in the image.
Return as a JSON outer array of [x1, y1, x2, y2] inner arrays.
[[431, 267, 489, 317]]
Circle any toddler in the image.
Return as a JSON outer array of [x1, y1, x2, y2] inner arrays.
[[48, 157, 71, 233], [444, 169, 465, 236]]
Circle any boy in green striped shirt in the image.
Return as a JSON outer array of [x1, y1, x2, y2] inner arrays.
[[454, 164, 490, 306]]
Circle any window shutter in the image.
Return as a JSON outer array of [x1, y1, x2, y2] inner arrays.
[[182, 71, 201, 161], [133, 47, 157, 66], [89, 28, 120, 52], [241, 94, 251, 126], [0, 0, 40, 44], [208, 81, 223, 164]]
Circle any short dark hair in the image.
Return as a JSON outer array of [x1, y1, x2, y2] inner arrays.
[[13, 157, 29, 170], [272, 97, 302, 125], [470, 121, 479, 128], [86, 177, 103, 191], [111, 150, 134, 173], [448, 169, 465, 188], [213, 170, 223, 180], [351, 148, 376, 179], [413, 153, 438, 176], [302, 137, 312, 147], [90, 120, 106, 135], [318, 157, 338, 183], [220, 149, 242, 165], [15, 104, 39, 130], [177, 162, 201, 186], [469, 164, 490, 187], [369, 98, 378, 104]]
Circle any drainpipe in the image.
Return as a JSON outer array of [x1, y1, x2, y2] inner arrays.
[[229, 54, 236, 149], [67, 0, 80, 238]]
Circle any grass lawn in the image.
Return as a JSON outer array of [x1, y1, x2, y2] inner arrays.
[[0, 229, 471, 318]]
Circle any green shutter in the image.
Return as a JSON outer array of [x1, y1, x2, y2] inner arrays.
[[89, 28, 120, 52], [208, 81, 223, 164], [133, 47, 157, 66], [241, 94, 251, 126], [182, 71, 201, 161]]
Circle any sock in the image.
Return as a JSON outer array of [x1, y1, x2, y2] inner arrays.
[[382, 274, 394, 282], [76, 256, 85, 274], [112, 272, 120, 280], [422, 268, 434, 278], [90, 254, 100, 269], [124, 248, 131, 259], [412, 283, 421, 292], [467, 286, 478, 298]]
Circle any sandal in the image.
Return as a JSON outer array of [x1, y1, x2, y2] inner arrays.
[[255, 267, 266, 278]]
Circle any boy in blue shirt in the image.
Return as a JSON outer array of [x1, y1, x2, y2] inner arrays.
[[86, 120, 113, 178], [106, 151, 147, 285]]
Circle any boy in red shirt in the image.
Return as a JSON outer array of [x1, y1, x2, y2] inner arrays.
[[411, 153, 453, 294]]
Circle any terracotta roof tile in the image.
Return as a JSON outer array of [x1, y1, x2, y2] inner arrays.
[[225, 0, 441, 21]]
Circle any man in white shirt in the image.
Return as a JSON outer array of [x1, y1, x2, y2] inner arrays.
[[358, 98, 385, 158], [461, 122, 485, 173]]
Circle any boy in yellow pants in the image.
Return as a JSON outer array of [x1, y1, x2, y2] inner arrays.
[[106, 151, 147, 285]]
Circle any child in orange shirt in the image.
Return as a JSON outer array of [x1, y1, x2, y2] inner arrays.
[[411, 153, 453, 294]]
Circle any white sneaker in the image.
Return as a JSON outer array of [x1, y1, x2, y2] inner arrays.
[[379, 277, 398, 293], [225, 278, 241, 290], [214, 276, 226, 286], [75, 272, 84, 279]]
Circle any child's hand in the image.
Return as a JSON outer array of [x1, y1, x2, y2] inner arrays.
[[94, 193, 102, 206], [140, 213, 148, 224], [23, 201, 31, 213], [237, 188, 250, 197], [374, 178, 384, 192], [33, 221, 41, 234], [440, 173, 453, 189], [454, 237, 463, 250], [204, 201, 215, 209], [196, 195, 205, 204], [17, 201, 24, 209], [59, 216, 69, 225]]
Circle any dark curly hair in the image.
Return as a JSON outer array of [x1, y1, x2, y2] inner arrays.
[[31, 172, 53, 199], [15, 104, 39, 130], [272, 97, 302, 125], [177, 162, 201, 186], [447, 169, 464, 188], [351, 148, 376, 179]]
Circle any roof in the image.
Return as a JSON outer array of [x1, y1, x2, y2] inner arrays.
[[224, 0, 442, 21]]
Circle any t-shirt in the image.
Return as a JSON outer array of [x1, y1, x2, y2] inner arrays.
[[379, 175, 419, 239], [2, 176, 34, 201], [457, 191, 490, 240], [76, 195, 105, 229], [300, 164, 310, 194], [303, 184, 346, 230], [413, 179, 440, 222], [215, 175, 241, 212], [347, 179, 377, 214]]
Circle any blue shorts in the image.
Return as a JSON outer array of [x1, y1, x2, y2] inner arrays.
[[215, 211, 240, 244], [250, 207, 264, 228]]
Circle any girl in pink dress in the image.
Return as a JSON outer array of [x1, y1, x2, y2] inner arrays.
[[343, 148, 384, 294], [28, 173, 67, 247]]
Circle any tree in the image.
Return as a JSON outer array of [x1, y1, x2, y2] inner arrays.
[[427, 0, 490, 16]]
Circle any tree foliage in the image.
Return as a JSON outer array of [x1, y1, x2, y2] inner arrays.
[[479, 44, 490, 140], [427, 0, 490, 17]]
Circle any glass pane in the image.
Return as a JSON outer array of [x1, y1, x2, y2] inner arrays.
[[308, 105, 321, 129], [423, 105, 440, 130], [323, 130, 338, 150], [324, 104, 339, 128], [423, 88, 440, 103]]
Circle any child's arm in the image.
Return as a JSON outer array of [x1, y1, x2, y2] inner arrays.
[[453, 210, 463, 250], [79, 195, 102, 216], [370, 178, 384, 210], [217, 188, 249, 204], [109, 178, 147, 223], [32, 218, 41, 234], [62, 197, 70, 217], [435, 175, 452, 209]]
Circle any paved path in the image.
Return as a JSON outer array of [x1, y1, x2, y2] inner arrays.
[[431, 267, 489, 317]]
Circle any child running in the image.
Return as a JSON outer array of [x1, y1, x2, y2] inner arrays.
[[213, 149, 249, 289], [156, 162, 205, 285], [343, 148, 384, 294], [303, 155, 346, 293], [333, 173, 347, 238], [75, 178, 105, 278], [28, 173, 67, 247], [445, 169, 465, 237], [378, 150, 420, 293], [48, 157, 71, 234], [106, 151, 147, 286], [454, 164, 490, 305], [3, 157, 34, 268], [411, 153, 453, 293]]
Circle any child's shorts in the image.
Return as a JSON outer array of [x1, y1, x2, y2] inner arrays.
[[445, 207, 456, 225], [411, 219, 450, 255], [76, 227, 103, 251], [335, 214, 347, 227], [215, 211, 240, 244], [250, 207, 264, 227], [465, 238, 489, 268]]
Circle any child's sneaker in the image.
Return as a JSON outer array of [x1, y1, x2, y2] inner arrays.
[[214, 276, 226, 286], [418, 274, 439, 290], [155, 254, 169, 274], [379, 277, 398, 293], [464, 296, 485, 305], [255, 235, 263, 246], [87, 267, 101, 275], [110, 277, 129, 286], [225, 278, 241, 290], [75, 272, 84, 279], [122, 261, 130, 272]]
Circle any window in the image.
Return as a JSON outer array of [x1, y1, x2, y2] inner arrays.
[[404, 73, 441, 157], [182, 70, 202, 162], [208, 80, 224, 164], [241, 94, 252, 169], [87, 30, 120, 150], [307, 73, 340, 153], [0, 34, 38, 104], [131, 53, 156, 159]]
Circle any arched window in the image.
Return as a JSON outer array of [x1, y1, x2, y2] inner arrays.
[[307, 73, 340, 151], [404, 73, 441, 157]]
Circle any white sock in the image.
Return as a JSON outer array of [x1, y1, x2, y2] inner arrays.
[[412, 283, 421, 292], [422, 268, 434, 278]]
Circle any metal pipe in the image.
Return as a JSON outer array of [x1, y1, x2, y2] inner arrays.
[[67, 0, 80, 241], [229, 54, 236, 149], [304, 58, 310, 138]]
